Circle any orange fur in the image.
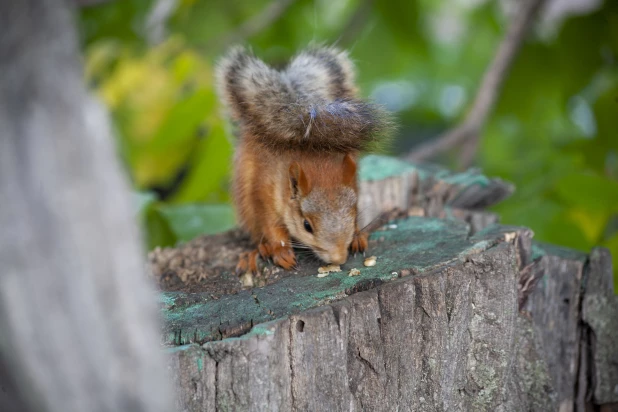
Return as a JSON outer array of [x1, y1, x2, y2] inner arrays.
[[232, 139, 366, 273]]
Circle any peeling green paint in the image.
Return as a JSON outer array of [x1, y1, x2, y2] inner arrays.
[[159, 293, 176, 308], [358, 155, 498, 193], [358, 155, 419, 181], [164, 344, 197, 354], [531, 241, 588, 262], [437, 168, 491, 188]]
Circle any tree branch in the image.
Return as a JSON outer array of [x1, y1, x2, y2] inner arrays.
[[406, 0, 548, 166], [338, 0, 373, 47]]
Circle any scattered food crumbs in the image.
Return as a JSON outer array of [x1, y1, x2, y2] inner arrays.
[[349, 268, 361, 277], [391, 272, 398, 276], [364, 256, 377, 267], [240, 272, 254, 288], [388, 224, 398, 229], [317, 264, 341, 277]]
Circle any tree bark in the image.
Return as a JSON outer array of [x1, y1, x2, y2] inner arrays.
[[0, 1, 172, 411]]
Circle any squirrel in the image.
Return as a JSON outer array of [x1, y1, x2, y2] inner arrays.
[[216, 46, 392, 274]]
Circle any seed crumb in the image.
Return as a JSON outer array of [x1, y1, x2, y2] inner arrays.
[[317, 264, 341, 277], [348, 268, 361, 277], [240, 272, 254, 288], [363, 256, 377, 267]]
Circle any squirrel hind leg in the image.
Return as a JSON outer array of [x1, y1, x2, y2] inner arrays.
[[235, 249, 260, 275]]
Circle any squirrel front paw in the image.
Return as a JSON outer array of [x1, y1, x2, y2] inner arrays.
[[258, 240, 296, 270], [350, 231, 368, 255]]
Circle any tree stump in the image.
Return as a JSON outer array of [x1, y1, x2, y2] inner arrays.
[[155, 155, 618, 411]]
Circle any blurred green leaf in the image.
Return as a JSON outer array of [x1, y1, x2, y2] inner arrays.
[[170, 122, 233, 203], [148, 89, 215, 151], [79, 0, 154, 46], [133, 190, 158, 217], [374, 0, 427, 56], [593, 78, 618, 153], [145, 206, 178, 249], [158, 203, 235, 241], [554, 172, 618, 212]]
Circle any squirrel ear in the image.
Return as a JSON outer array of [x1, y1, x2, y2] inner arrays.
[[289, 162, 310, 198], [342, 154, 357, 187]]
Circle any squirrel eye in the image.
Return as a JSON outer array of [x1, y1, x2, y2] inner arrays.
[[303, 219, 313, 233]]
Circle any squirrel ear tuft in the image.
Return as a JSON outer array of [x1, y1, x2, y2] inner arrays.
[[342, 154, 357, 187], [289, 162, 311, 197]]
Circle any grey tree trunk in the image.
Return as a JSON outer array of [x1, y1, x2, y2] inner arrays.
[[0, 1, 172, 411]]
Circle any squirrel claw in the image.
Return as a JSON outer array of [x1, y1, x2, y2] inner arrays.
[[236, 250, 260, 275], [272, 244, 296, 270], [350, 231, 368, 255], [258, 239, 296, 271]]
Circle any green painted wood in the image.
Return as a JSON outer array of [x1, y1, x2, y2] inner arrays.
[[160, 217, 524, 346]]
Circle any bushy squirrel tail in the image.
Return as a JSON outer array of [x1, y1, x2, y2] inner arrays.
[[216, 46, 393, 153]]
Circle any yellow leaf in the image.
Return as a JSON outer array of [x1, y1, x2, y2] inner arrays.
[[567, 208, 609, 244], [133, 146, 192, 187]]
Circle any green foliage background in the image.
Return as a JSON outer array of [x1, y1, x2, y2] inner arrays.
[[79, 0, 618, 288]]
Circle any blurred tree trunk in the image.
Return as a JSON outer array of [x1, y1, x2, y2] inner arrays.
[[0, 1, 172, 411]]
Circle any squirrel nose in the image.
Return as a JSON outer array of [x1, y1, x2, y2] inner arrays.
[[329, 251, 348, 265]]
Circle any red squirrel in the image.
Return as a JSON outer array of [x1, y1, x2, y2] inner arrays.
[[216, 46, 392, 274]]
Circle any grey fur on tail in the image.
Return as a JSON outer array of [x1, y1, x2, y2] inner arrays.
[[216, 46, 394, 153]]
